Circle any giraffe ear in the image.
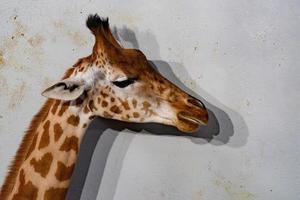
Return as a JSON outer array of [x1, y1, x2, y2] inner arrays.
[[41, 78, 86, 101]]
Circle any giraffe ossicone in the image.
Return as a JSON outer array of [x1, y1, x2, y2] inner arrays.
[[1, 14, 208, 199]]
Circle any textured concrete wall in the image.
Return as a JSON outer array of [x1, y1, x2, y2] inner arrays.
[[1, 0, 299, 199]]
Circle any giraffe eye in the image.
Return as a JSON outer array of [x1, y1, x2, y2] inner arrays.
[[112, 77, 138, 88]]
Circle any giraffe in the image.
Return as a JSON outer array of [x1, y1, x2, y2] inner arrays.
[[0, 14, 208, 199]]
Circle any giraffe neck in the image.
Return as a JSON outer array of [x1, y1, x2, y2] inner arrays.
[[4, 99, 92, 200]]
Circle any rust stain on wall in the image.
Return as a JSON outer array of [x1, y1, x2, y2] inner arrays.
[[27, 34, 45, 47], [53, 21, 88, 47], [0, 50, 5, 66], [0, 15, 46, 72], [0, 16, 27, 70]]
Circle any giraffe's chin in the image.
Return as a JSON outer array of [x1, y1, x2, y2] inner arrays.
[[176, 120, 200, 133]]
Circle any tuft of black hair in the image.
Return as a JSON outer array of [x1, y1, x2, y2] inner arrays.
[[86, 14, 109, 33]]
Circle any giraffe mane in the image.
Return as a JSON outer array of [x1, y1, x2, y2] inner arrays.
[[0, 69, 75, 199], [0, 100, 53, 199]]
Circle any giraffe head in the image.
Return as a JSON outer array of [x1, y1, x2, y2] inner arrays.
[[42, 14, 208, 133]]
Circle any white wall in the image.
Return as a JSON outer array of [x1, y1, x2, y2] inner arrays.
[[1, 0, 299, 199]]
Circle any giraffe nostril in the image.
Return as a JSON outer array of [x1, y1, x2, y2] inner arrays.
[[187, 98, 206, 109]]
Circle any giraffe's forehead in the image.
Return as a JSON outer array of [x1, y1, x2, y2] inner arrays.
[[71, 48, 153, 82], [73, 58, 130, 82]]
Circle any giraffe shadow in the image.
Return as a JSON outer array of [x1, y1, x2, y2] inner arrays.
[[66, 26, 249, 200]]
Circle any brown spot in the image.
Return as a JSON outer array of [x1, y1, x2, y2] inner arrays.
[[59, 136, 79, 154], [83, 123, 87, 128], [110, 105, 122, 114], [30, 152, 53, 178], [150, 84, 154, 90], [55, 161, 75, 181], [133, 112, 140, 118], [158, 85, 166, 94], [58, 102, 70, 116], [100, 90, 108, 98], [38, 120, 50, 149], [126, 114, 130, 119], [132, 99, 137, 108], [83, 105, 90, 113], [120, 100, 130, 110], [111, 97, 115, 102], [102, 100, 108, 107], [142, 101, 152, 114], [143, 101, 151, 109], [12, 169, 38, 200], [44, 187, 67, 200], [54, 123, 63, 142], [67, 115, 80, 126], [88, 100, 97, 111], [103, 111, 113, 118], [51, 100, 60, 115], [25, 133, 38, 160], [97, 97, 101, 104]]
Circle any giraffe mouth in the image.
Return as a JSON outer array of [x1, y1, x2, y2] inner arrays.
[[177, 111, 208, 126], [176, 111, 208, 133]]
